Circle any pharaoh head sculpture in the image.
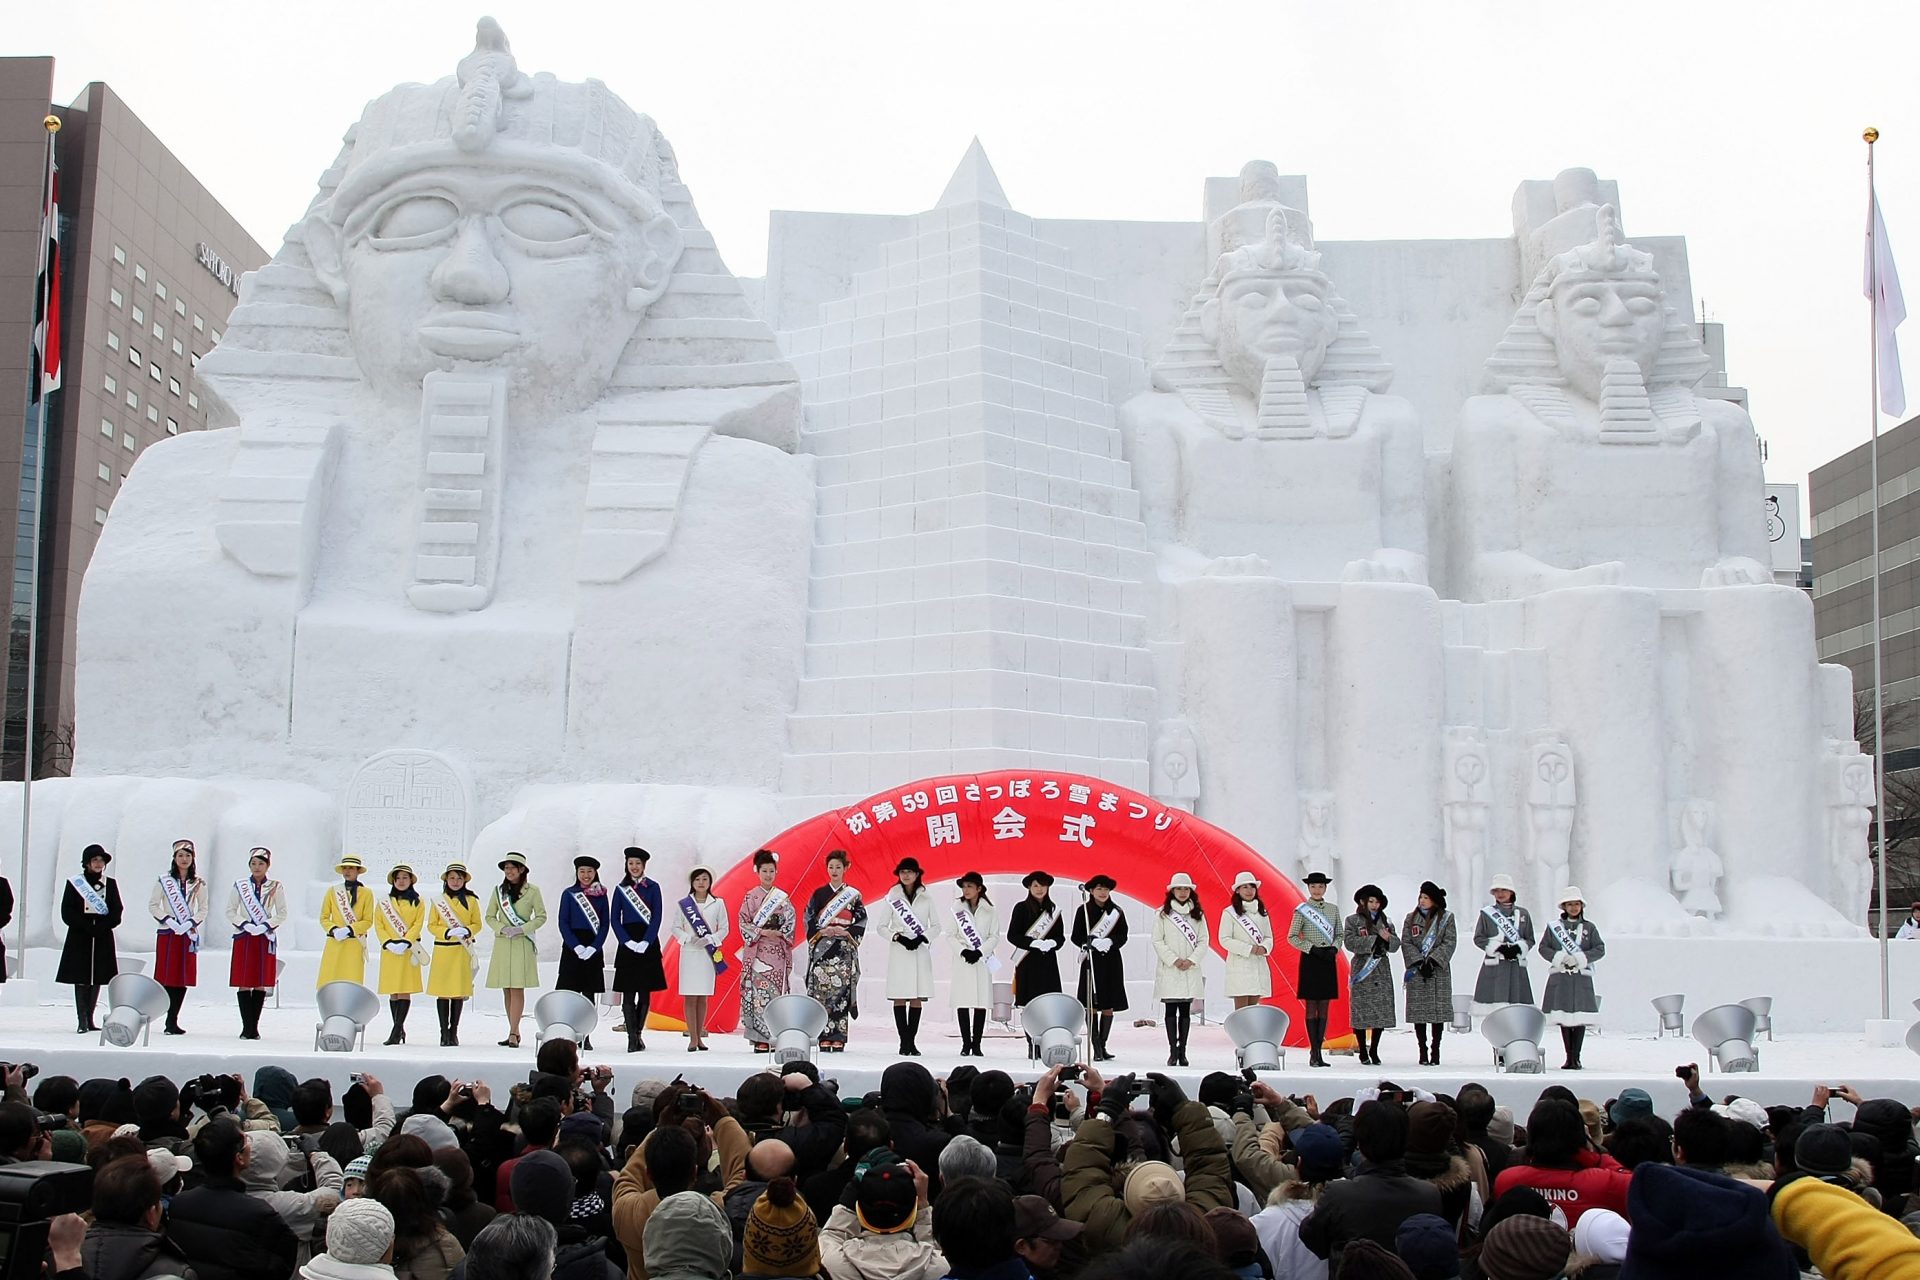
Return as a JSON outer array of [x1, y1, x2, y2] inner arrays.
[[300, 18, 684, 412], [1201, 206, 1338, 390]]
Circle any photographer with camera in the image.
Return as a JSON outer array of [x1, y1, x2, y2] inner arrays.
[[81, 1153, 199, 1280], [611, 1083, 747, 1280], [0, 1100, 52, 1165], [169, 1116, 302, 1280], [1061, 1071, 1231, 1253]]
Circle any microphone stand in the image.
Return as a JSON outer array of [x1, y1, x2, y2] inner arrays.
[[1075, 889, 1097, 1062]]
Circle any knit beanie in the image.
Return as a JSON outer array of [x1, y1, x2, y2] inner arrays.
[[326, 1197, 395, 1266], [1792, 1123, 1857, 1179], [1406, 1103, 1454, 1157], [400, 1112, 459, 1153], [1338, 1238, 1415, 1280], [1288, 1123, 1346, 1182], [1395, 1212, 1462, 1279], [1621, 1163, 1798, 1279], [1485, 1105, 1516, 1147], [1572, 1207, 1629, 1264], [48, 1129, 87, 1164], [1478, 1216, 1571, 1280], [645, 1190, 734, 1280], [744, 1177, 821, 1276], [133, 1076, 180, 1128], [510, 1149, 575, 1225], [1122, 1160, 1183, 1218], [344, 1155, 372, 1184]]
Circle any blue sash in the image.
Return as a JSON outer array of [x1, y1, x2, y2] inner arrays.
[[1404, 910, 1449, 983], [680, 895, 729, 975]]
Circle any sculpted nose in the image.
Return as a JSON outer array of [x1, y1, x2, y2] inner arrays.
[[1598, 290, 1632, 325], [430, 216, 510, 306]]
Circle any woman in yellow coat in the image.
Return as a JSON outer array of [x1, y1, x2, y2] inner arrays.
[[317, 854, 374, 988], [485, 852, 546, 1048], [427, 862, 482, 1047], [375, 864, 426, 1045]]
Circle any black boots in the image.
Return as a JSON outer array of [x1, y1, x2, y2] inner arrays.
[[1429, 1024, 1444, 1065], [236, 989, 264, 1040], [74, 985, 99, 1034], [1307, 1016, 1329, 1068], [1357, 1028, 1383, 1066], [436, 998, 452, 1046], [623, 993, 647, 1052], [1415, 1024, 1428, 1064], [164, 986, 187, 1036], [385, 998, 409, 1046], [1163, 1003, 1191, 1066], [895, 1005, 922, 1055], [1413, 1023, 1446, 1065], [1091, 1012, 1116, 1062], [959, 1009, 986, 1055], [448, 998, 463, 1046], [1561, 1025, 1586, 1070], [434, 998, 464, 1046]]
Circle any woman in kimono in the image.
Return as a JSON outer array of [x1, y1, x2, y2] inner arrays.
[[1152, 872, 1207, 1067], [670, 865, 729, 1052], [556, 856, 610, 1050], [1344, 884, 1400, 1066], [947, 871, 998, 1057], [1006, 871, 1064, 1061], [375, 864, 426, 1045], [317, 854, 373, 988], [1538, 886, 1606, 1071], [149, 839, 207, 1036], [1401, 880, 1457, 1066], [1286, 871, 1340, 1068], [427, 862, 481, 1047], [610, 847, 666, 1053], [486, 852, 547, 1048], [1472, 873, 1535, 1013], [1221, 872, 1275, 1011], [1072, 875, 1128, 1063], [226, 847, 285, 1041], [876, 857, 942, 1056], [738, 849, 797, 1053], [58, 844, 123, 1033], [804, 850, 866, 1052]]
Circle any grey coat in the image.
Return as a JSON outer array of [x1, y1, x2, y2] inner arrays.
[[1538, 915, 1606, 1025], [1399, 908, 1457, 1023], [1343, 911, 1401, 1029], [1471, 902, 1535, 1006]]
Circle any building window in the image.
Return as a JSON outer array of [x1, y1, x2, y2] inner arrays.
[[172, 339, 183, 356], [154, 281, 166, 300], [102, 373, 115, 395], [122, 433, 135, 452], [192, 315, 203, 332], [186, 392, 199, 410], [151, 323, 163, 342], [108, 287, 123, 308], [131, 304, 144, 325], [209, 329, 220, 344], [168, 377, 181, 396], [97, 463, 112, 483], [174, 299, 185, 317], [105, 331, 119, 351], [127, 345, 139, 366], [149, 362, 161, 382], [124, 389, 137, 409], [133, 264, 146, 283], [112, 245, 125, 265], [189, 352, 200, 367], [94, 507, 107, 525], [99, 418, 113, 438], [165, 417, 178, 435], [146, 405, 158, 424]]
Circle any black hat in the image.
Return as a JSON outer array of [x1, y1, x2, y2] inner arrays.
[[894, 857, 923, 876], [1302, 871, 1331, 886], [82, 843, 110, 866], [623, 846, 651, 862], [1086, 874, 1117, 891], [1418, 881, 1447, 909], [955, 870, 984, 889], [1354, 884, 1388, 909], [853, 1149, 919, 1232], [573, 856, 600, 871], [1793, 1123, 1857, 1178], [1022, 870, 1054, 888]]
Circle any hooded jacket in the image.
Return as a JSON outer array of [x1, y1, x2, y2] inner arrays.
[[1062, 1100, 1234, 1254], [1773, 1173, 1920, 1280], [817, 1203, 947, 1280], [242, 1133, 345, 1263], [81, 1222, 200, 1280], [879, 1064, 951, 1196]]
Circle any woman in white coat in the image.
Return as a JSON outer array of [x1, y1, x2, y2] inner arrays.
[[1152, 872, 1209, 1067], [876, 857, 942, 1056], [669, 866, 729, 1052], [1220, 871, 1275, 1008], [947, 870, 999, 1057]]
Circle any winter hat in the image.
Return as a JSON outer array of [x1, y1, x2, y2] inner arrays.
[[854, 1151, 920, 1232], [1791, 1123, 1857, 1179], [99, 1080, 138, 1127], [252, 1066, 299, 1130], [1396, 1212, 1462, 1279], [1486, 1105, 1516, 1147], [76, 1078, 120, 1125], [1608, 1088, 1653, 1127], [133, 1076, 180, 1128], [644, 1189, 735, 1280], [743, 1177, 821, 1276], [970, 1070, 1015, 1119], [1477, 1216, 1571, 1280], [511, 1149, 575, 1225], [48, 1129, 86, 1164], [1417, 881, 1448, 910], [1122, 1160, 1183, 1217], [1289, 1123, 1346, 1181], [325, 1197, 395, 1266], [1621, 1163, 1799, 1279], [400, 1112, 459, 1152], [1338, 1238, 1415, 1279], [1573, 1207, 1629, 1264], [1406, 1102, 1454, 1157], [344, 1155, 372, 1184], [1712, 1097, 1769, 1131], [1204, 1206, 1260, 1268], [146, 1147, 192, 1187], [1198, 1072, 1241, 1111]]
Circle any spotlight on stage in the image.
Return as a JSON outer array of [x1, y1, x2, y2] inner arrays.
[[1224, 1005, 1289, 1072], [1905, 1022, 1920, 1058], [534, 990, 599, 1047], [1691, 1003, 1760, 1073], [764, 994, 827, 1066], [313, 982, 379, 1053], [1653, 994, 1686, 1038], [1451, 993, 1474, 1036], [1740, 996, 1774, 1042], [99, 974, 168, 1048], [1019, 994, 1087, 1068], [1480, 1004, 1547, 1074]]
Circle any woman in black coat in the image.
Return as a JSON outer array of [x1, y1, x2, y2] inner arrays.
[[0, 872, 12, 984], [1071, 875, 1129, 1062], [58, 843, 123, 1032]]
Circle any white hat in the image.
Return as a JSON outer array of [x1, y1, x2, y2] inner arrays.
[[1488, 874, 1517, 895], [1232, 871, 1260, 891], [1712, 1097, 1769, 1130], [325, 1198, 396, 1266], [1167, 873, 1196, 890], [147, 1148, 192, 1184], [1557, 886, 1585, 905]]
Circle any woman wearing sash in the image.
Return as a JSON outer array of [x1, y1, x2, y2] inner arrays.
[[375, 863, 426, 1045], [149, 839, 207, 1036], [1072, 875, 1128, 1063], [804, 850, 865, 1053], [1285, 871, 1339, 1067], [58, 844, 123, 1033], [1222, 871, 1274, 1013], [738, 849, 797, 1053], [1401, 881, 1456, 1066], [427, 862, 481, 1046], [948, 870, 997, 1057], [486, 851, 546, 1048], [1344, 885, 1400, 1066], [1152, 872, 1207, 1067], [1537, 887, 1605, 1071], [610, 846, 665, 1054], [556, 855, 610, 1049], [876, 857, 942, 1057], [1007, 871, 1063, 1061], [226, 848, 285, 1040], [0, 872, 11, 986], [670, 866, 729, 1052], [318, 854, 373, 988], [1471, 873, 1534, 1014]]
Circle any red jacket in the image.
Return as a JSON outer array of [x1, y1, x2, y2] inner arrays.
[[1492, 1150, 1632, 1225]]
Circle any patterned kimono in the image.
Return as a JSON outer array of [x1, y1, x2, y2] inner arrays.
[[738, 884, 798, 1044], [805, 883, 866, 1044], [1344, 910, 1401, 1029], [1400, 906, 1457, 1024]]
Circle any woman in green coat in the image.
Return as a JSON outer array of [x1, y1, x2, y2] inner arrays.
[[485, 851, 547, 1047]]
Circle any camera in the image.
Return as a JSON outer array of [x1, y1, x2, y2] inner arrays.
[[1674, 1064, 1697, 1082], [675, 1090, 705, 1116], [1059, 1065, 1082, 1083], [182, 1073, 241, 1117], [0, 1064, 37, 1085], [0, 1161, 94, 1280]]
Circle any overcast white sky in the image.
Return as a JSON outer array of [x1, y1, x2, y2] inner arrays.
[[13, 0, 1919, 516]]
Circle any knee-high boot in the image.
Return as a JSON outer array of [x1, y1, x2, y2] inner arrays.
[[385, 998, 408, 1046], [435, 998, 452, 1046], [236, 990, 252, 1039], [974, 1009, 988, 1055], [893, 1006, 911, 1055], [1430, 1024, 1444, 1064], [74, 985, 94, 1034], [905, 1005, 923, 1056], [1414, 1023, 1429, 1064], [448, 998, 464, 1046], [164, 986, 187, 1035], [1369, 1027, 1385, 1065], [250, 989, 268, 1039], [1564, 1025, 1586, 1070], [1165, 1004, 1181, 1065], [1095, 1012, 1116, 1061], [1308, 1016, 1327, 1067]]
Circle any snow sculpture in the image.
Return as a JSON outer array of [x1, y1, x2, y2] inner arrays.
[[1669, 798, 1724, 919], [1443, 728, 1491, 896], [1526, 734, 1576, 909], [1298, 791, 1335, 879], [1150, 720, 1201, 812], [1826, 752, 1876, 926]]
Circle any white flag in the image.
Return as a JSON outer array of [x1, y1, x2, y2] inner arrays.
[[1867, 190, 1907, 418]]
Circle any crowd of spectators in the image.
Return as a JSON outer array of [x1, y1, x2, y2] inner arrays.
[[3, 1049, 1919, 1280]]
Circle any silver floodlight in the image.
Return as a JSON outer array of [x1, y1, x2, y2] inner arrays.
[[534, 990, 599, 1047], [100, 974, 169, 1048], [1224, 1005, 1290, 1072], [1692, 1003, 1759, 1073], [1653, 994, 1686, 1038], [314, 981, 379, 1053], [1481, 1004, 1548, 1074], [1906, 1022, 1920, 1058], [1019, 993, 1087, 1068], [764, 994, 828, 1066], [1739, 996, 1774, 1042], [1451, 992, 1474, 1035]]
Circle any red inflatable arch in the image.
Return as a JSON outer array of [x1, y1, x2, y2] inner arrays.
[[654, 770, 1349, 1046]]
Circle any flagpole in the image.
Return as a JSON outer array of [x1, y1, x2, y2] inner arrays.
[[1867, 126, 1891, 1020]]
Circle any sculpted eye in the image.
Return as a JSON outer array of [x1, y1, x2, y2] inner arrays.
[[1237, 290, 1269, 308], [373, 196, 458, 241], [498, 200, 588, 243], [1567, 296, 1603, 315], [1288, 290, 1326, 311], [1625, 296, 1659, 315]]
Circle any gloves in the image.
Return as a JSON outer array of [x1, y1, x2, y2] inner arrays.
[[1092, 937, 1113, 953], [330, 926, 353, 941], [1421, 958, 1436, 979], [1229, 1088, 1256, 1119], [449, 927, 471, 939], [242, 922, 265, 936], [1032, 939, 1057, 953], [637, 941, 650, 954], [574, 944, 595, 960], [383, 940, 407, 954], [1097, 1074, 1138, 1120], [1498, 943, 1521, 960], [1144, 1072, 1188, 1126], [502, 926, 523, 939], [624, 940, 645, 954], [894, 935, 912, 949], [1575, 952, 1590, 972], [961, 949, 982, 964]]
